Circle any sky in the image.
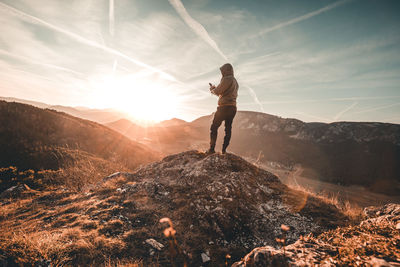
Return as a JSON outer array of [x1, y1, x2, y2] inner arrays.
[[0, 0, 400, 123]]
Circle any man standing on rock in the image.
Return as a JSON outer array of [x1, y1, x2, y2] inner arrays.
[[207, 63, 239, 154]]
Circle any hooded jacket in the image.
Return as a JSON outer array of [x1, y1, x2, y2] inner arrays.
[[211, 63, 239, 107]]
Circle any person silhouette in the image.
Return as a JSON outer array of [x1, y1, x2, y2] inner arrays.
[[207, 63, 239, 154]]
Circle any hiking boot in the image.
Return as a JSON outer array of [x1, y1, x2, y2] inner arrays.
[[222, 146, 228, 154], [206, 149, 215, 155]]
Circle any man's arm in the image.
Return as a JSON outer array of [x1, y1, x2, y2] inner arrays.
[[211, 77, 230, 96]]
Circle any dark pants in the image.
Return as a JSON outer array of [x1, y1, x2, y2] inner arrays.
[[210, 105, 237, 151]]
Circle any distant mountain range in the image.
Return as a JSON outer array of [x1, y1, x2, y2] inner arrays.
[[2, 97, 399, 195], [107, 111, 400, 195], [0, 96, 130, 124]]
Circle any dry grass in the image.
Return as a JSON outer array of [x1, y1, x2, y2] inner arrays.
[[0, 186, 128, 266], [0, 178, 181, 266], [305, 214, 400, 265], [0, 153, 386, 266], [287, 182, 364, 223], [0, 154, 128, 197], [0, 223, 129, 265], [43, 154, 129, 191], [255, 157, 364, 223]]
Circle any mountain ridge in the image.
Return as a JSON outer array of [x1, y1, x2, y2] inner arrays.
[[2, 97, 399, 194], [0, 100, 160, 191], [107, 110, 400, 194], [0, 96, 130, 124]]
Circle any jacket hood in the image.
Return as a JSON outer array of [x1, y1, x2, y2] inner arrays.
[[220, 63, 234, 77]]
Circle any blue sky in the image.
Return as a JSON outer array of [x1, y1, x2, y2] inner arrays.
[[0, 0, 399, 123]]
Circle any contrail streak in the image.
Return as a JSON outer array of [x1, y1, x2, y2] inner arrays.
[[0, 2, 177, 82], [168, 0, 228, 60], [0, 48, 85, 77], [109, 0, 118, 75], [112, 59, 118, 75], [255, 0, 352, 37], [245, 86, 265, 112], [333, 101, 357, 121], [109, 0, 115, 36]]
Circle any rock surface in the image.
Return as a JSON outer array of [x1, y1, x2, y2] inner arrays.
[[103, 150, 347, 264], [0, 151, 349, 266], [233, 203, 400, 266], [0, 184, 35, 198]]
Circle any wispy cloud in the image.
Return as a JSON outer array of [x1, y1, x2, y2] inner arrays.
[[295, 111, 331, 123], [330, 96, 400, 101], [0, 60, 88, 103], [354, 102, 400, 114], [109, 0, 115, 36], [333, 101, 357, 121], [237, 34, 400, 96], [255, 0, 352, 37], [109, 0, 118, 75], [168, 0, 228, 60], [245, 86, 265, 112], [0, 48, 84, 77], [0, 0, 398, 123], [0, 2, 178, 82], [239, 96, 400, 106]]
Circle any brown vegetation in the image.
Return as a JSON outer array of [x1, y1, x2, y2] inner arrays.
[[0, 151, 355, 266], [233, 204, 400, 266], [0, 100, 159, 173]]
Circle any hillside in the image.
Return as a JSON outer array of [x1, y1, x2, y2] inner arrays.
[[155, 118, 187, 127], [212, 111, 400, 194], [0, 101, 160, 190], [0, 151, 350, 266], [0, 97, 129, 124], [108, 111, 400, 195], [106, 118, 204, 153], [105, 119, 145, 140]]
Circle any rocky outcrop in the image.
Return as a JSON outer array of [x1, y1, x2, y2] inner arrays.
[[111, 110, 400, 193], [0, 151, 350, 266], [102, 151, 347, 265], [233, 204, 400, 267]]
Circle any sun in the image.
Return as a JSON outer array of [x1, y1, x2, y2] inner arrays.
[[89, 73, 181, 123]]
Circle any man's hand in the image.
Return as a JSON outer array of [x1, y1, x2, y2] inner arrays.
[[209, 83, 216, 91]]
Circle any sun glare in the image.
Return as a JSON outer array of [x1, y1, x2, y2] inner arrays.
[[89, 73, 181, 123]]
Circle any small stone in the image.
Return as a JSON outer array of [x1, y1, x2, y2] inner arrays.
[[145, 239, 164, 251], [201, 252, 210, 263], [369, 257, 391, 267], [149, 249, 155, 256]]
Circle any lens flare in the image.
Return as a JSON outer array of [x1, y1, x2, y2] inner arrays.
[[89, 73, 181, 123]]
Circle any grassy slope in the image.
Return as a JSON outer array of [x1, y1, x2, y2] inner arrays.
[[0, 101, 160, 191]]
